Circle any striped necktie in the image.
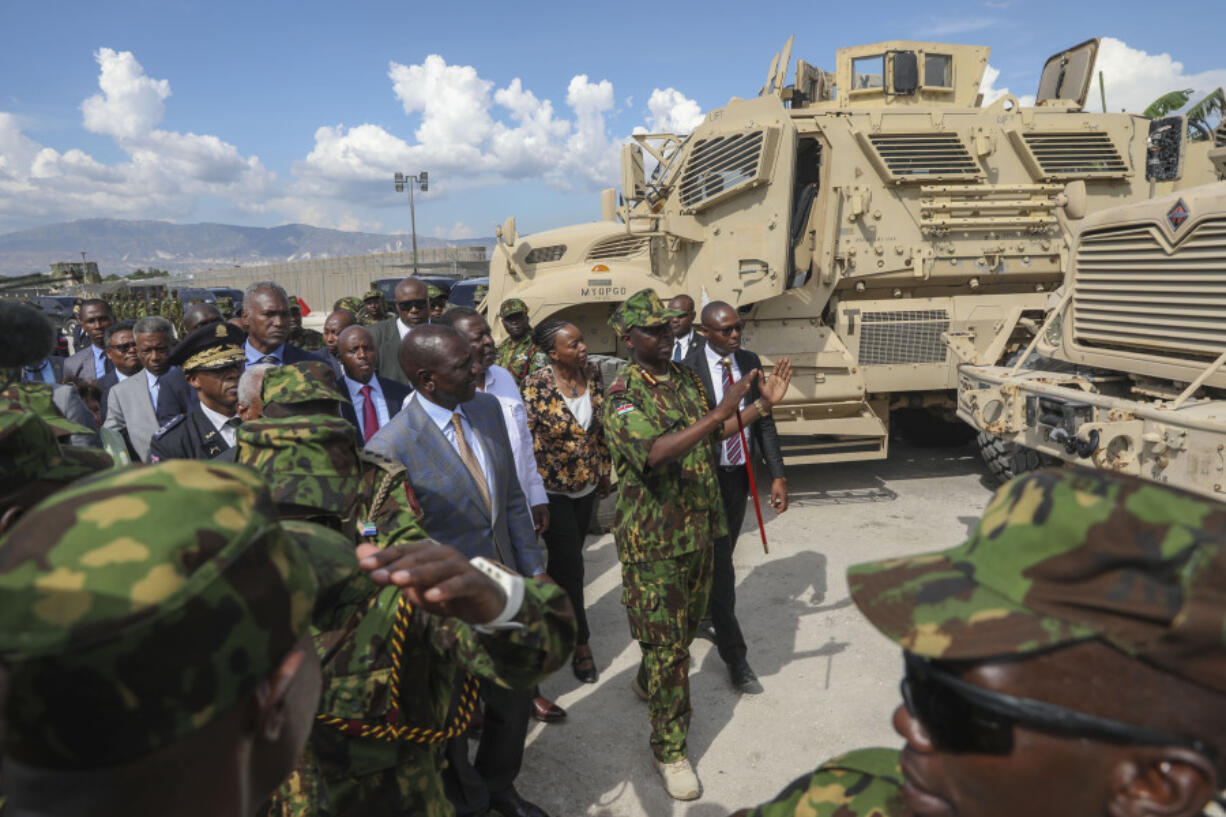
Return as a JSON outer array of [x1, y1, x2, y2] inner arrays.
[[720, 358, 744, 465]]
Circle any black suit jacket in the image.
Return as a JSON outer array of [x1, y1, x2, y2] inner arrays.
[[368, 319, 410, 385], [156, 367, 195, 424], [148, 404, 233, 462], [682, 337, 786, 480], [339, 375, 412, 439], [96, 368, 120, 422]]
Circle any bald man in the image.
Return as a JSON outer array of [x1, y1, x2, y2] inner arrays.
[[336, 324, 412, 444], [367, 277, 429, 385], [182, 303, 225, 335]]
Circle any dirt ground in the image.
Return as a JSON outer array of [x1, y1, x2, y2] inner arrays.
[[509, 439, 998, 816]]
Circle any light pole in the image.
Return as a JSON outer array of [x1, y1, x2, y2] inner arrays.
[[393, 171, 429, 274]]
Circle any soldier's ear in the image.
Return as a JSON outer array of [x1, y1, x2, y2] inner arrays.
[[1107, 749, 1217, 817]]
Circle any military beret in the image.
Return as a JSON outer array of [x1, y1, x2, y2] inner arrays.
[[0, 409, 111, 496], [235, 416, 364, 520], [607, 288, 684, 335], [849, 467, 1226, 695], [1, 383, 95, 437], [499, 298, 528, 318], [261, 361, 349, 406], [0, 460, 336, 768], [167, 321, 246, 372]]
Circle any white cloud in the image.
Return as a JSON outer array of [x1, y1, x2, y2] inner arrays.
[[645, 88, 704, 133], [979, 65, 1037, 108], [1093, 37, 1226, 115], [0, 49, 273, 227], [434, 221, 475, 240]]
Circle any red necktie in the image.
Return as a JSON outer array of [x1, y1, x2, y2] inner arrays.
[[721, 359, 744, 465], [360, 384, 378, 443]]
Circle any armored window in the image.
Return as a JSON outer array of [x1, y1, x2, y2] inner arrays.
[[678, 128, 778, 213], [524, 245, 566, 264], [924, 54, 953, 88], [851, 56, 884, 90]]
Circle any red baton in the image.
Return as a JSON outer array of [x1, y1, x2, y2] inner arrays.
[[733, 405, 769, 554]]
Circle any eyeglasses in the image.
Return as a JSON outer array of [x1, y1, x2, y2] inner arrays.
[[704, 322, 744, 336], [901, 653, 1222, 773], [398, 299, 428, 312], [109, 342, 137, 353]]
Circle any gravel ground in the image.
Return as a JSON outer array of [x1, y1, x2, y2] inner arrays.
[[498, 439, 999, 816]]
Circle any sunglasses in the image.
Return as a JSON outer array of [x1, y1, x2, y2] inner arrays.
[[397, 299, 428, 311], [704, 322, 744, 336], [901, 654, 1222, 772], [109, 342, 137, 353]]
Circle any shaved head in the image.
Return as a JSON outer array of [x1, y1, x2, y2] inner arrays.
[[700, 300, 734, 324], [183, 303, 224, 335], [398, 325, 477, 408]]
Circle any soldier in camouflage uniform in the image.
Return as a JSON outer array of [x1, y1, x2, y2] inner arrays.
[[602, 288, 789, 800], [428, 284, 448, 321], [288, 294, 326, 351], [165, 289, 184, 333], [357, 288, 388, 325], [215, 295, 235, 319], [237, 363, 577, 817], [0, 459, 332, 817], [741, 466, 1226, 817], [493, 298, 546, 385]]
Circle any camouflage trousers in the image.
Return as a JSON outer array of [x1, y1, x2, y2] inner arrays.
[[621, 546, 713, 763]]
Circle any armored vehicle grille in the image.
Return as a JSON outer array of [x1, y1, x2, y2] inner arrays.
[[865, 134, 979, 180], [1021, 132, 1128, 178], [679, 130, 766, 211], [587, 235, 651, 260], [860, 310, 950, 365], [1072, 218, 1226, 361]]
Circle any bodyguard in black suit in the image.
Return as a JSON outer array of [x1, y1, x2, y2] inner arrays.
[[366, 277, 430, 385], [681, 300, 790, 695], [241, 282, 325, 368], [334, 325, 412, 443], [149, 323, 246, 462]]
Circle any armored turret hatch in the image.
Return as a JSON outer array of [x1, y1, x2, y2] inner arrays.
[[1035, 39, 1100, 110]]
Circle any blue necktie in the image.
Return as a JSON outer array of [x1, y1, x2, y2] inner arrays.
[[672, 339, 683, 362]]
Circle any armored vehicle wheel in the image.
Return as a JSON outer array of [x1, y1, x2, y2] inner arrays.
[[977, 431, 1059, 485]]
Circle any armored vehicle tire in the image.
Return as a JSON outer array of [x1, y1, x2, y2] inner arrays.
[[977, 431, 1060, 485]]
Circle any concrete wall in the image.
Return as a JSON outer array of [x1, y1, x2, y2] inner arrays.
[[181, 247, 486, 312]]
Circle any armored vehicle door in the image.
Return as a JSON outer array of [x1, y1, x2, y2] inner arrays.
[[1036, 39, 1100, 109], [671, 94, 798, 305]]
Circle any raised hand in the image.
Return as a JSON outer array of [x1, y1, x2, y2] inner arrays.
[[357, 541, 506, 624], [760, 357, 793, 406]]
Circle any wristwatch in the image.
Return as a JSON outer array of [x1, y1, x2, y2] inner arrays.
[[469, 557, 525, 632], [754, 398, 772, 417]]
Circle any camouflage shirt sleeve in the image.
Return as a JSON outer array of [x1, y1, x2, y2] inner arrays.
[[737, 748, 906, 817]]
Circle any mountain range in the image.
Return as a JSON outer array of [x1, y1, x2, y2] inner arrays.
[[0, 219, 495, 277]]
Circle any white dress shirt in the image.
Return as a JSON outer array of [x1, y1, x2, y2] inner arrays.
[[704, 343, 745, 467], [199, 402, 241, 447], [478, 365, 548, 508], [672, 329, 696, 362], [413, 392, 493, 493], [344, 374, 391, 439], [396, 318, 413, 340]]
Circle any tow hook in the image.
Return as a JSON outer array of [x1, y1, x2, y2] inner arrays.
[[1050, 428, 1100, 458]]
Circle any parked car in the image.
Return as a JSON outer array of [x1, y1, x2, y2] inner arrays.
[[371, 275, 459, 307], [447, 277, 489, 310]]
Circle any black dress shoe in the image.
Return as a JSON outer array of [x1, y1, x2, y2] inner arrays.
[[489, 787, 551, 817], [730, 661, 764, 695], [531, 695, 567, 723], [695, 619, 717, 643], [572, 647, 599, 684]]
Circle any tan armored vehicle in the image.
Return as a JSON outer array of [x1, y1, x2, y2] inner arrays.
[[957, 128, 1226, 497], [487, 37, 1219, 463]]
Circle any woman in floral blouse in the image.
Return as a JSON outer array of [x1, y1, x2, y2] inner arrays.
[[521, 319, 612, 683]]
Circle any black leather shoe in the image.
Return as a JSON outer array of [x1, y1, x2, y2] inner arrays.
[[531, 695, 567, 723], [695, 619, 717, 643], [489, 787, 551, 817], [572, 645, 599, 684], [730, 661, 764, 695]]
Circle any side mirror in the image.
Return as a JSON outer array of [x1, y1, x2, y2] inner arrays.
[[601, 188, 618, 222], [501, 217, 517, 247], [1061, 180, 1087, 220], [890, 51, 918, 95]]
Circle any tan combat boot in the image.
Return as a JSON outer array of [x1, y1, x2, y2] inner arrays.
[[656, 756, 700, 800]]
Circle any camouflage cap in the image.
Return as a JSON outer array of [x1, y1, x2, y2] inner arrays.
[[1, 383, 94, 437], [234, 416, 363, 518], [362, 289, 383, 302], [499, 297, 528, 318], [0, 409, 111, 496], [607, 288, 685, 335], [850, 467, 1226, 694], [0, 460, 333, 768], [261, 361, 350, 406], [427, 284, 445, 300], [333, 296, 363, 314]]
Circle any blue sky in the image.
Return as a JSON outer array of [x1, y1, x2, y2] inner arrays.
[[1, 0, 1222, 239]]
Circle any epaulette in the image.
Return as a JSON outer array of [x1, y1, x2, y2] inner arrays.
[[151, 414, 186, 439], [358, 448, 405, 477]]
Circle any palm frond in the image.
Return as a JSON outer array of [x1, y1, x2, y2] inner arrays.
[[1187, 88, 1226, 125], [1144, 89, 1194, 119]]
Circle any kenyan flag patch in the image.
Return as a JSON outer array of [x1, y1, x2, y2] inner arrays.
[[615, 403, 636, 415]]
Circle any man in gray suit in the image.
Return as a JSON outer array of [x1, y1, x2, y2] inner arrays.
[[367, 277, 429, 385], [103, 316, 191, 461], [366, 325, 551, 817], [62, 299, 114, 382]]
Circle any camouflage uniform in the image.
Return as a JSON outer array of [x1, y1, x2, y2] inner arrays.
[[601, 289, 724, 764], [736, 748, 905, 817], [164, 291, 184, 332], [240, 366, 577, 817], [216, 296, 235, 319], [0, 409, 111, 500], [494, 299, 545, 385], [355, 289, 386, 326], [0, 460, 331, 774]]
